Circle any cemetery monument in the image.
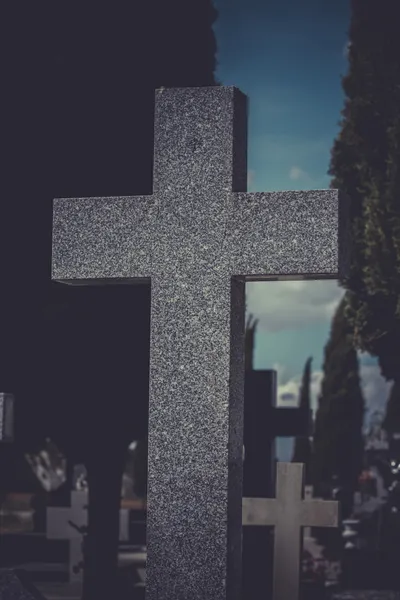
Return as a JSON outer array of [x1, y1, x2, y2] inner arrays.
[[46, 490, 129, 583], [243, 462, 338, 600], [51, 86, 350, 600]]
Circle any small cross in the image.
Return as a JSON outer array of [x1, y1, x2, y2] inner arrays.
[[243, 462, 339, 600], [46, 491, 129, 582]]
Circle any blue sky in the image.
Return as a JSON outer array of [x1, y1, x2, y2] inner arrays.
[[214, 0, 350, 192], [212, 0, 392, 458]]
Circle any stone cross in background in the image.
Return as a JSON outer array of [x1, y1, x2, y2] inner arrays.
[[243, 369, 313, 600], [243, 369, 312, 498], [46, 491, 129, 582], [51, 86, 350, 600], [243, 462, 339, 600]]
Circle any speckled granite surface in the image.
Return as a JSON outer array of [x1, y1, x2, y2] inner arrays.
[[0, 570, 46, 599], [52, 86, 352, 600]]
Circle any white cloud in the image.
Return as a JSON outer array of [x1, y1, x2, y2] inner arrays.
[[343, 40, 352, 59], [277, 369, 323, 412], [289, 166, 312, 182], [247, 169, 256, 188], [246, 280, 344, 333], [272, 362, 289, 386], [275, 362, 392, 428], [359, 364, 393, 425], [250, 134, 332, 192]]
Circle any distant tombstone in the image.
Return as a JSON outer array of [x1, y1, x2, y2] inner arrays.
[[0, 393, 14, 443], [0, 569, 46, 600], [46, 490, 129, 582], [243, 369, 311, 498], [243, 369, 312, 599], [243, 462, 339, 600]]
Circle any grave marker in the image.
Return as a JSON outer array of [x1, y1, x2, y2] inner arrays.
[[46, 491, 129, 582], [243, 369, 313, 600], [51, 86, 350, 600], [243, 462, 339, 600], [244, 369, 312, 498]]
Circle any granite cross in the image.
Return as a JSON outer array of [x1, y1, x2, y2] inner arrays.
[[51, 86, 350, 600], [46, 490, 129, 582], [242, 462, 339, 600]]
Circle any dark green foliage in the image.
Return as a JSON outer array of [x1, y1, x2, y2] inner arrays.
[[245, 314, 259, 370], [312, 298, 365, 515], [292, 357, 312, 481], [298, 357, 313, 414], [329, 0, 400, 382], [383, 380, 400, 434]]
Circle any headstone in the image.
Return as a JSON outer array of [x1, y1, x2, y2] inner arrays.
[[0, 392, 14, 442], [0, 569, 46, 600], [244, 369, 312, 498], [242, 462, 339, 600], [51, 86, 350, 600], [46, 490, 129, 582], [243, 369, 312, 600]]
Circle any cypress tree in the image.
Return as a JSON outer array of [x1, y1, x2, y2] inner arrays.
[[383, 380, 400, 435], [312, 297, 365, 517], [329, 0, 400, 383], [245, 314, 259, 371], [292, 357, 313, 482]]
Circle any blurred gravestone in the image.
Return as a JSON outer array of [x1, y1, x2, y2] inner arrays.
[[243, 369, 312, 600], [46, 490, 129, 582]]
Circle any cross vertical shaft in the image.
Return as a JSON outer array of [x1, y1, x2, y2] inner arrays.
[[146, 88, 248, 600], [273, 463, 305, 600]]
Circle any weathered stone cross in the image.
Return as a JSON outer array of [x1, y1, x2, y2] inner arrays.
[[51, 86, 350, 600], [243, 462, 339, 600]]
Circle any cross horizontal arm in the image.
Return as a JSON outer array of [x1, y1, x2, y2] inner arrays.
[[242, 497, 279, 526], [301, 499, 339, 527], [52, 195, 158, 283], [228, 190, 351, 280], [46, 507, 82, 539]]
